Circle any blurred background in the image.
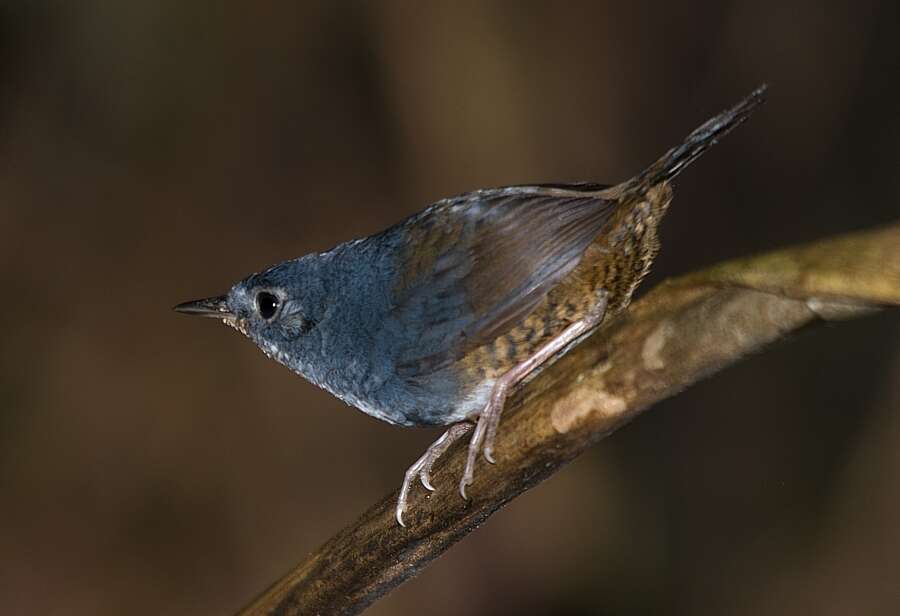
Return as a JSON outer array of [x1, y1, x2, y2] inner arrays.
[[0, 1, 897, 614]]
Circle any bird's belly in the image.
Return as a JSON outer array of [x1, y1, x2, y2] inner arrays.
[[312, 356, 491, 427], [384, 372, 495, 427]]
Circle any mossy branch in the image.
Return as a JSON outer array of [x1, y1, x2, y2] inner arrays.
[[238, 222, 900, 616]]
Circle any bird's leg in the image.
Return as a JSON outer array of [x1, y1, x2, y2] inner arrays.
[[396, 421, 473, 527], [460, 290, 609, 498]]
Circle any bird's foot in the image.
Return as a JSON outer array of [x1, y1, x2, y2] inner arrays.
[[459, 290, 609, 501], [460, 382, 509, 499], [396, 422, 472, 527]]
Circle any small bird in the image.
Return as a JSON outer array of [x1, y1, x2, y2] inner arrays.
[[175, 86, 766, 526]]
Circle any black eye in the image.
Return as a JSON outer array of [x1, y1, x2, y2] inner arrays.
[[256, 292, 279, 320]]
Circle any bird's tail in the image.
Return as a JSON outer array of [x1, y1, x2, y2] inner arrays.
[[618, 85, 767, 197]]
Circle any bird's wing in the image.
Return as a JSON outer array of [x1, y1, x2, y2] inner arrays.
[[389, 184, 617, 377]]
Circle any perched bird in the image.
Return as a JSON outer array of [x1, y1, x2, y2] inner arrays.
[[175, 86, 766, 526]]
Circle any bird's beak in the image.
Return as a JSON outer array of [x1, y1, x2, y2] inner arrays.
[[173, 295, 233, 318]]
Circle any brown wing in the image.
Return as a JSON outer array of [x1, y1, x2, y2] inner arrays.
[[391, 184, 617, 376]]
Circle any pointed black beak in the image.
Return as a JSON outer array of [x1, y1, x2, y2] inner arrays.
[[173, 295, 232, 318]]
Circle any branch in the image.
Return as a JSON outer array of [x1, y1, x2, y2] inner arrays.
[[238, 222, 900, 616]]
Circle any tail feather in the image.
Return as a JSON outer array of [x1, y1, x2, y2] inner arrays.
[[621, 85, 767, 196]]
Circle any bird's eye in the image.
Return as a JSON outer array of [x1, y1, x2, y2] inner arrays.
[[256, 292, 280, 320]]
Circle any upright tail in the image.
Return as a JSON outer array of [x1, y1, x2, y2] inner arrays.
[[619, 85, 767, 196]]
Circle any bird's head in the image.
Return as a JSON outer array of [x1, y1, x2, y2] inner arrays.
[[174, 256, 325, 368]]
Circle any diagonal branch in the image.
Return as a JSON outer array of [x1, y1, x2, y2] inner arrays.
[[238, 222, 900, 616]]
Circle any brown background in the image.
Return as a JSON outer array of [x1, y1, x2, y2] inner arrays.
[[1, 2, 898, 614]]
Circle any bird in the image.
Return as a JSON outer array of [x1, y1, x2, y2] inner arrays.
[[175, 86, 767, 526]]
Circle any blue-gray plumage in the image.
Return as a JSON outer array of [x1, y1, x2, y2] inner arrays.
[[227, 228, 467, 428], [175, 86, 767, 526]]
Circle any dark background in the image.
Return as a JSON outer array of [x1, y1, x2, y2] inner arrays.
[[1, 2, 898, 614]]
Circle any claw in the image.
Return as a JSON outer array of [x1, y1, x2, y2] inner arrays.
[[395, 423, 474, 526], [484, 447, 496, 464]]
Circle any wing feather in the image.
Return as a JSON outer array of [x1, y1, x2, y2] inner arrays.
[[391, 184, 617, 376]]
